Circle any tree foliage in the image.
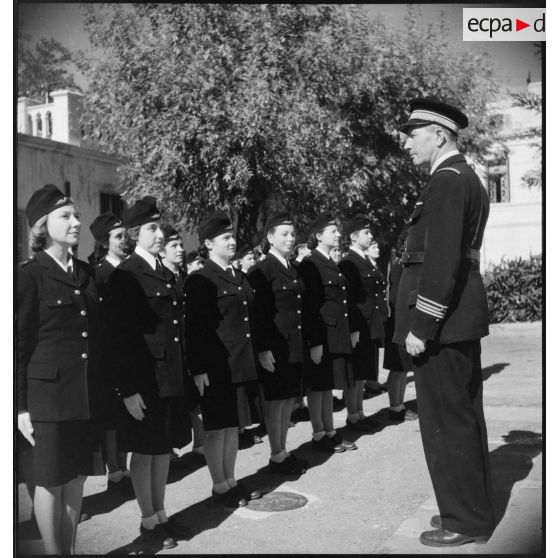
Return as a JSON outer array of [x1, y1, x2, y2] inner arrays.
[[80, 4, 499, 247], [18, 34, 80, 99]]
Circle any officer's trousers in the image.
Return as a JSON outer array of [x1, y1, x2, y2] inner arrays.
[[413, 339, 496, 536]]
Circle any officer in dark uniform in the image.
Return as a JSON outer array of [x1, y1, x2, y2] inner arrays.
[[18, 184, 100, 554], [106, 197, 191, 550], [298, 214, 359, 453], [88, 212, 132, 493], [247, 211, 308, 475], [184, 210, 262, 508], [394, 97, 494, 546], [338, 214, 383, 431]]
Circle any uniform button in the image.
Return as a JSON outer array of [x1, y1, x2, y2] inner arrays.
[[172, 301, 177, 306], [243, 301, 248, 306], [80, 310, 87, 316], [173, 319, 178, 325], [81, 353, 87, 359], [283, 286, 286, 289], [156, 292, 160, 296], [344, 313, 348, 317], [244, 317, 248, 321], [81, 332, 88, 338], [99, 296, 103, 302], [294, 280, 298, 284], [75, 290, 81, 295], [174, 337, 179, 342], [297, 310, 301, 314], [343, 300, 347, 304], [246, 333, 251, 338], [297, 295, 301, 299], [297, 325, 301, 329], [342, 286, 346, 290], [57, 299, 62, 305], [375, 306, 378, 309], [328, 280, 332, 284], [238, 286, 242, 290], [338, 273, 342, 277], [166, 283, 172, 288], [224, 290, 227, 294]]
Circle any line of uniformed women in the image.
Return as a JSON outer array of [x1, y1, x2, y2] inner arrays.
[[18, 185, 397, 554]]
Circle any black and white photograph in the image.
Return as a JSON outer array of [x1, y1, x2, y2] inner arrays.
[[15, 2, 544, 555]]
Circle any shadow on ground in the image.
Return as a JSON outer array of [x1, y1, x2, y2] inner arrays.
[[482, 362, 510, 382]]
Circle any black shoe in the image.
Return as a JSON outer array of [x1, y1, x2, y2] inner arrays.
[[235, 482, 262, 500], [287, 453, 309, 472], [140, 524, 177, 549], [190, 451, 206, 464], [404, 409, 418, 421], [332, 396, 345, 412], [311, 436, 345, 453], [419, 529, 489, 547], [362, 415, 382, 427], [269, 454, 307, 475], [79, 512, 90, 523], [345, 418, 376, 432], [212, 488, 248, 508], [288, 420, 296, 428], [388, 409, 406, 422], [330, 432, 357, 451], [364, 385, 385, 397], [239, 429, 263, 448], [430, 515, 442, 529], [160, 517, 187, 540]]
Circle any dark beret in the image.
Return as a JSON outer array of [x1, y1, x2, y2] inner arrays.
[[308, 213, 337, 235], [122, 196, 161, 228], [160, 224, 181, 246], [343, 214, 372, 237], [237, 244, 254, 259], [184, 250, 201, 265], [400, 96, 468, 134], [197, 210, 233, 243], [264, 211, 293, 233], [26, 184, 72, 227], [89, 212, 123, 241]]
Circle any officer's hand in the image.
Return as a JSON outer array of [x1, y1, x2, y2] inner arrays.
[[405, 332, 426, 356], [258, 351, 276, 372], [123, 393, 147, 421], [18, 412, 35, 446], [350, 331, 360, 348], [310, 345, 323, 365], [194, 374, 209, 396]]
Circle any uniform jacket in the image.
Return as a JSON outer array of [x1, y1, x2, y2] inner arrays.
[[17, 250, 98, 421], [184, 259, 258, 385], [394, 153, 490, 344], [298, 249, 357, 355], [247, 252, 304, 365], [105, 252, 186, 400], [338, 250, 389, 342]]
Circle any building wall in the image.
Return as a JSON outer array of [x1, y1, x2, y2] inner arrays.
[[17, 134, 122, 262]]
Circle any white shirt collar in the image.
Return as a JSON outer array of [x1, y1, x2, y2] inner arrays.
[[430, 149, 460, 175], [135, 245, 158, 270], [269, 248, 290, 269], [105, 254, 122, 268], [316, 246, 332, 261], [44, 249, 73, 272], [349, 245, 366, 259]]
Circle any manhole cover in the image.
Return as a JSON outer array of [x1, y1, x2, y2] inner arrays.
[[246, 491, 308, 512]]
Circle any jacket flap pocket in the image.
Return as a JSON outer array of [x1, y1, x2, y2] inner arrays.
[[145, 287, 170, 298], [148, 344, 166, 359], [322, 315, 337, 326], [217, 289, 236, 298], [407, 290, 418, 307], [27, 362, 59, 380], [44, 292, 73, 307]]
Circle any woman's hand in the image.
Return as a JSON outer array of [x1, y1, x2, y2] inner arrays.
[[258, 351, 276, 372], [310, 345, 323, 365], [194, 374, 209, 396], [350, 331, 360, 348], [123, 393, 147, 420], [18, 412, 35, 446]]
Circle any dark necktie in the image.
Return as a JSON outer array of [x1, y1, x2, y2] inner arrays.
[[155, 258, 164, 275], [66, 265, 74, 282], [227, 267, 235, 279]]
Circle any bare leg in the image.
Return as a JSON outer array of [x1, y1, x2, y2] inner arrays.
[[321, 390, 334, 432], [387, 371, 406, 409], [280, 399, 294, 451], [263, 399, 283, 455], [222, 428, 239, 481], [307, 389, 324, 433], [60, 475, 86, 554], [150, 454, 170, 513], [130, 453, 155, 518], [34, 484, 62, 554], [203, 429, 226, 485], [344, 386, 359, 416]]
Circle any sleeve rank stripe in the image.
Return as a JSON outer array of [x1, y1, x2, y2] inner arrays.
[[417, 294, 448, 311], [416, 300, 446, 318]]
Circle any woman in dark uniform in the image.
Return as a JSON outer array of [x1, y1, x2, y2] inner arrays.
[[17, 184, 100, 554], [338, 215, 384, 431], [247, 212, 308, 475], [363, 240, 389, 394], [88, 212, 132, 493], [159, 225, 206, 463], [297, 214, 359, 454], [184, 211, 262, 508], [106, 197, 191, 550]]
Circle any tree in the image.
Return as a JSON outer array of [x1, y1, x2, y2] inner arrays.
[[18, 34, 81, 99], [80, 4, 499, 248]]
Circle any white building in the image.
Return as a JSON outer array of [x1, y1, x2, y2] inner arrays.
[[475, 81, 542, 270]]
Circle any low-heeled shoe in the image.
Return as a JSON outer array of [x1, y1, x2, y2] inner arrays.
[[140, 524, 177, 549], [211, 488, 248, 508], [235, 482, 262, 500], [331, 432, 357, 451], [419, 529, 489, 547], [311, 436, 345, 453], [269, 454, 308, 475], [345, 418, 376, 432], [160, 517, 187, 540]]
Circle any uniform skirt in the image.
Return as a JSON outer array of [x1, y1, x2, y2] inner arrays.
[[382, 314, 413, 372], [198, 379, 239, 431], [260, 361, 303, 401], [29, 420, 102, 487], [118, 394, 192, 454], [304, 353, 354, 392]]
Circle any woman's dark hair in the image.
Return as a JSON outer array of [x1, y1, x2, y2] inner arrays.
[[198, 244, 209, 259], [307, 232, 318, 250], [260, 226, 276, 255], [87, 238, 109, 266], [124, 225, 140, 253]]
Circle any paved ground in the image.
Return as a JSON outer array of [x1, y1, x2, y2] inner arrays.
[[17, 322, 543, 555]]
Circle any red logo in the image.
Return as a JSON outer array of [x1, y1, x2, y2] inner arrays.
[[516, 19, 530, 31]]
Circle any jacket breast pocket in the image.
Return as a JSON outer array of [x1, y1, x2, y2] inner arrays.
[[27, 362, 59, 381], [145, 287, 171, 299], [44, 291, 73, 308]]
